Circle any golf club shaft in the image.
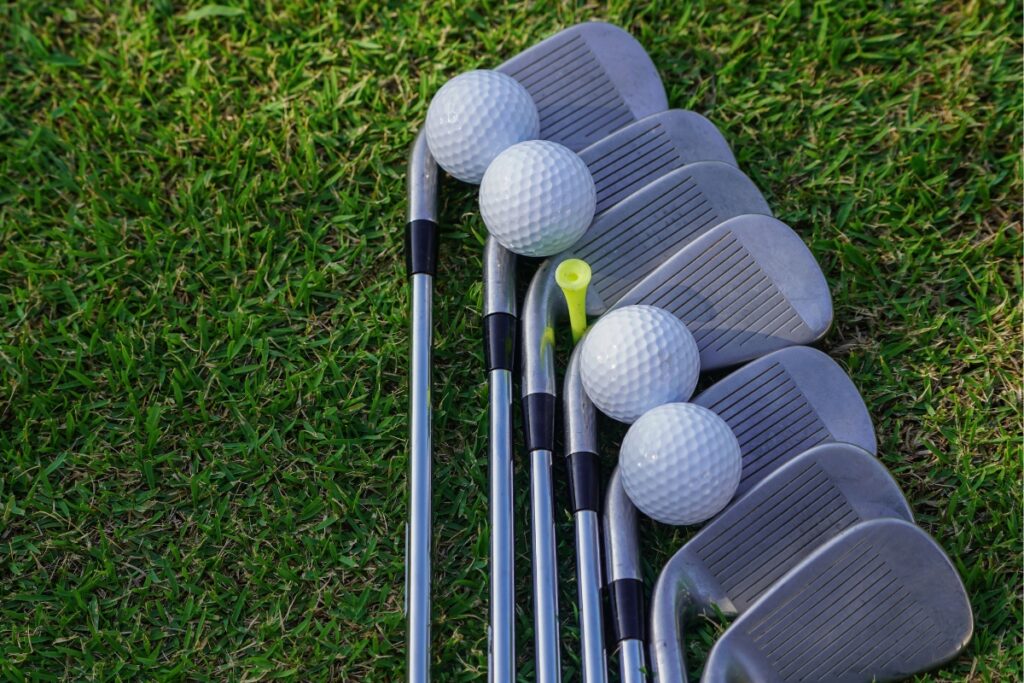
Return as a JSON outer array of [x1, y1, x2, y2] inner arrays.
[[575, 510, 607, 682], [530, 448, 561, 683], [406, 132, 438, 683], [564, 346, 608, 683], [408, 277, 432, 681], [619, 641, 646, 683], [483, 238, 517, 681], [488, 368, 515, 681]]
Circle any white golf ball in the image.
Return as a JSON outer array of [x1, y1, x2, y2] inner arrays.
[[479, 140, 596, 257], [580, 305, 700, 423], [620, 403, 742, 526], [425, 70, 539, 184]]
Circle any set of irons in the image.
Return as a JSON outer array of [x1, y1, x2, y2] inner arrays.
[[404, 22, 971, 683]]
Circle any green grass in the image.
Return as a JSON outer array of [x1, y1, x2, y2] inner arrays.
[[0, 1, 1019, 680]]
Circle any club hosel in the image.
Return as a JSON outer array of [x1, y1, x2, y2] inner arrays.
[[604, 468, 644, 648], [522, 255, 570, 395], [483, 238, 517, 372], [406, 132, 439, 279], [604, 469, 642, 582], [407, 131, 438, 224], [650, 548, 724, 683], [521, 256, 569, 452], [563, 347, 601, 513], [649, 557, 691, 683], [564, 344, 598, 454]]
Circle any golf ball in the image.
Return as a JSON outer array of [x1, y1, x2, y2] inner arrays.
[[620, 403, 742, 526], [479, 140, 596, 257], [580, 305, 700, 423], [425, 70, 539, 184]]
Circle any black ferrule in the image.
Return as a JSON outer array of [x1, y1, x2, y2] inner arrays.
[[566, 451, 601, 513], [522, 393, 556, 452], [483, 313, 516, 372], [405, 219, 438, 277], [608, 578, 646, 643]]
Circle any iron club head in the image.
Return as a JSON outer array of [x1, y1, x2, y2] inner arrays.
[[693, 345, 876, 498], [701, 518, 973, 683], [648, 443, 915, 682], [602, 347, 876, 666], [523, 164, 773, 400], [615, 213, 833, 369]]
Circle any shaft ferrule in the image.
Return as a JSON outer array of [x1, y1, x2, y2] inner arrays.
[[567, 451, 601, 513], [522, 392, 556, 453], [608, 578, 645, 643], [484, 312, 517, 372], [405, 219, 439, 277]]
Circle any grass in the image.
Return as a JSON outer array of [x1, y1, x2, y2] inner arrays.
[[0, 0, 1019, 680]]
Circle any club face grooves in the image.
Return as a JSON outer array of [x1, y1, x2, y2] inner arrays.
[[708, 519, 972, 682], [497, 23, 668, 151], [619, 214, 832, 370], [690, 454, 866, 610], [569, 162, 770, 312]]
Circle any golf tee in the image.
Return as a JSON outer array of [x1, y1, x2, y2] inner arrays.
[[556, 258, 592, 344]]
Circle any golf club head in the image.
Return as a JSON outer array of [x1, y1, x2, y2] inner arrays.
[[604, 346, 876, 582], [702, 518, 973, 683], [523, 162, 771, 398], [603, 347, 875, 643], [579, 110, 738, 215], [649, 443, 914, 682], [497, 22, 668, 152], [694, 346, 876, 498], [617, 213, 833, 370]]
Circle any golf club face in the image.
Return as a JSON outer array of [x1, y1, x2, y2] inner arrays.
[[522, 162, 770, 399], [619, 213, 833, 371], [578, 110, 738, 215], [574, 161, 772, 313], [497, 22, 668, 152], [694, 345, 876, 498], [650, 443, 914, 682], [702, 518, 973, 683], [665, 443, 914, 617]]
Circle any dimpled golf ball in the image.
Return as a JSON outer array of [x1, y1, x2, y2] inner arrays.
[[425, 70, 540, 184], [479, 140, 596, 257], [580, 305, 700, 423], [620, 403, 742, 526]]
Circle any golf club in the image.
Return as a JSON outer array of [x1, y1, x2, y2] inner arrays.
[[601, 345, 876, 682], [700, 518, 973, 682], [649, 443, 915, 681], [483, 108, 736, 682], [523, 169, 773, 682], [407, 21, 666, 682]]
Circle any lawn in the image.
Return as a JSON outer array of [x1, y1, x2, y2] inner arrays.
[[1, 1, 1020, 680]]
